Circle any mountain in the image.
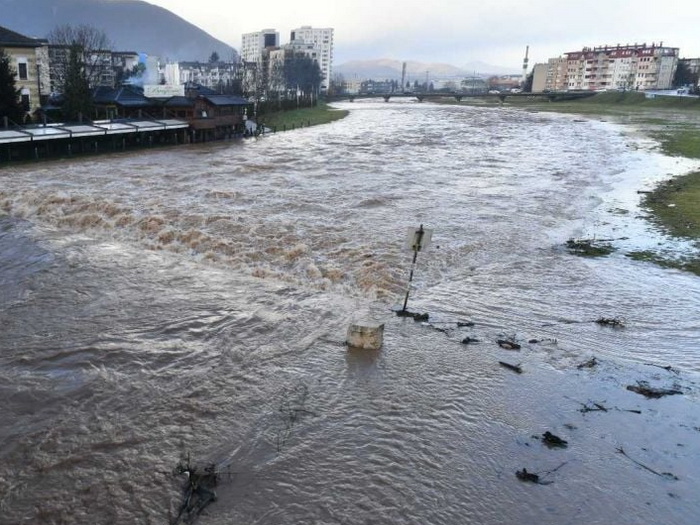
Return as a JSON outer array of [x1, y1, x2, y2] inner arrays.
[[335, 58, 519, 80], [0, 0, 236, 61]]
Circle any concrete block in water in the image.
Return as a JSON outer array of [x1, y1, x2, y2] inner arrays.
[[346, 323, 384, 350]]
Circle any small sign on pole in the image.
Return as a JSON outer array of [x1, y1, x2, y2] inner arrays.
[[405, 226, 432, 252], [401, 224, 432, 313]]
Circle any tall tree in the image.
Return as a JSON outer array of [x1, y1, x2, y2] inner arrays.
[[209, 51, 220, 63], [61, 45, 93, 121], [283, 53, 322, 103], [673, 59, 699, 88], [48, 24, 113, 91], [0, 49, 26, 124]]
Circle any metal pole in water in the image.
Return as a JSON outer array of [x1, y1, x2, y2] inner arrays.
[[402, 224, 424, 312]]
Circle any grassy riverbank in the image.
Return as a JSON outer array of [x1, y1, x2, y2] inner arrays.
[[258, 102, 349, 132], [494, 92, 700, 275]]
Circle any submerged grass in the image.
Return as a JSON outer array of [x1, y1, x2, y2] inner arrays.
[[641, 172, 700, 239], [259, 103, 349, 132], [462, 92, 700, 275]]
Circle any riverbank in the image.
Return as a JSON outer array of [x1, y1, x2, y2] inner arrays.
[[259, 102, 349, 133], [461, 92, 700, 275]]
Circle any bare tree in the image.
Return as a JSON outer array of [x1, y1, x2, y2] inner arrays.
[[48, 24, 113, 91]]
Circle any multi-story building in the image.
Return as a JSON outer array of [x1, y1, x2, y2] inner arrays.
[[240, 29, 279, 63], [0, 25, 50, 119], [531, 63, 548, 92], [538, 42, 679, 92], [289, 26, 334, 91], [543, 56, 567, 91], [178, 60, 238, 92], [49, 45, 141, 93]]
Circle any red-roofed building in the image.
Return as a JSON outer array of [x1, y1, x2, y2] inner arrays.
[[536, 42, 679, 92]]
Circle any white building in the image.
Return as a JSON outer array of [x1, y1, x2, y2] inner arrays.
[[289, 26, 334, 91], [240, 29, 279, 63]]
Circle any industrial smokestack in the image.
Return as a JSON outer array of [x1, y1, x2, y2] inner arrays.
[[521, 45, 529, 85]]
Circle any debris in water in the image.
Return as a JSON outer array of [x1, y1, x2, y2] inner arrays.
[[457, 321, 475, 327], [571, 397, 640, 414], [428, 324, 450, 333], [461, 336, 480, 344], [515, 462, 567, 485], [577, 357, 598, 369], [528, 337, 558, 345], [626, 381, 683, 399], [541, 431, 568, 448], [275, 383, 316, 452], [173, 455, 219, 525], [616, 446, 679, 480], [516, 468, 540, 483], [645, 363, 679, 374], [578, 401, 609, 413], [566, 238, 615, 257], [595, 317, 625, 328], [497, 339, 521, 350], [396, 310, 429, 321], [499, 361, 523, 374]]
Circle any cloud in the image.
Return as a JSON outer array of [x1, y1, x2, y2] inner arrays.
[[147, 0, 700, 67]]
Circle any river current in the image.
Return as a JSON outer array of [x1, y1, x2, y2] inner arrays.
[[1, 100, 699, 524]]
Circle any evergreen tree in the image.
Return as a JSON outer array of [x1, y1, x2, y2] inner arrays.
[[283, 53, 322, 104], [673, 60, 699, 88], [0, 49, 26, 124], [61, 45, 93, 121]]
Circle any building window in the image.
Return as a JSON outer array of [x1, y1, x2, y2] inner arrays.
[[18, 61, 28, 80]]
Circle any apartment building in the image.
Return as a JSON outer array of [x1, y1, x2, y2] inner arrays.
[[289, 26, 334, 91], [178, 60, 238, 92], [240, 29, 279, 63], [558, 43, 678, 91], [0, 25, 50, 119]]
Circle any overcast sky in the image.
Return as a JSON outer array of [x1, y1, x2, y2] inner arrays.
[[145, 0, 700, 69]]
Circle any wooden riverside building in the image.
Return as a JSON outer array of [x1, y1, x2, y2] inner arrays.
[[1, 84, 253, 162]]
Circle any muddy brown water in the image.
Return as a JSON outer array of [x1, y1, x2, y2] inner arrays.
[[1, 100, 699, 524]]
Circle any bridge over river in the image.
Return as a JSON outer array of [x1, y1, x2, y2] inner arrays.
[[329, 91, 596, 103]]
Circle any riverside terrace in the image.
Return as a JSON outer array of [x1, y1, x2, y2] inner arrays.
[[0, 118, 190, 163]]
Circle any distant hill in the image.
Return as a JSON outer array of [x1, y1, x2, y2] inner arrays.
[[0, 0, 236, 62], [335, 59, 519, 80]]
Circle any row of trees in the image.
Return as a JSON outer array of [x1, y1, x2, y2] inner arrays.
[[243, 51, 323, 113]]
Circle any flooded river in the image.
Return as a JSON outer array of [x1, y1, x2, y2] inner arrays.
[[1, 100, 699, 524]]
